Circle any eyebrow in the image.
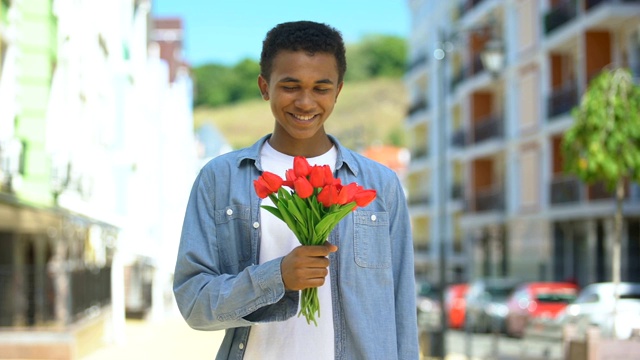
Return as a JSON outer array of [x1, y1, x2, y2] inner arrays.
[[278, 77, 335, 85]]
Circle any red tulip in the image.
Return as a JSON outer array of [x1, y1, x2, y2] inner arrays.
[[293, 156, 311, 178], [261, 171, 283, 192], [337, 183, 359, 205], [317, 184, 339, 207], [254, 179, 272, 199], [285, 168, 297, 182], [355, 189, 377, 207], [323, 165, 337, 184], [294, 176, 314, 199], [309, 165, 326, 188]]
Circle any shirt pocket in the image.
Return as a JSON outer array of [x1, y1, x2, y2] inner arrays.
[[354, 211, 391, 269], [214, 205, 252, 266]]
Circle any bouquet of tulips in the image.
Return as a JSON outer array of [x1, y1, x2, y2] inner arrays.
[[253, 156, 376, 325]]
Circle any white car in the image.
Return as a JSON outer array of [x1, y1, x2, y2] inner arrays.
[[560, 282, 640, 340]]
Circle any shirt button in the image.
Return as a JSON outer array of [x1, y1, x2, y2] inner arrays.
[[253, 222, 260, 229], [226, 209, 233, 216], [371, 214, 377, 222], [239, 343, 244, 350]]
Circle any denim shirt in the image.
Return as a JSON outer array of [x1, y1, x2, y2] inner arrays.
[[173, 135, 419, 360]]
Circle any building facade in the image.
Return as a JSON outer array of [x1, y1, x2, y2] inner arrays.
[[405, 0, 640, 288], [0, 0, 198, 358]]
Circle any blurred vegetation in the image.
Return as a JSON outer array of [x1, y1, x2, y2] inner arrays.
[[192, 34, 407, 108], [562, 67, 640, 301], [194, 77, 408, 150]]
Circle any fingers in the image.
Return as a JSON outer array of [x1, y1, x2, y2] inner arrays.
[[281, 244, 337, 291]]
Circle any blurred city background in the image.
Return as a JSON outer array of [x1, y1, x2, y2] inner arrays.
[[1, 0, 640, 359]]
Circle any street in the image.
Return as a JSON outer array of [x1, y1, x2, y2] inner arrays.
[[82, 307, 225, 360], [82, 312, 563, 360]]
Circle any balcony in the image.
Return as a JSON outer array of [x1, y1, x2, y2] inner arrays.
[[544, 0, 578, 35], [547, 81, 578, 119], [407, 98, 429, 117], [407, 53, 429, 73], [471, 185, 504, 212], [409, 192, 431, 206], [460, 0, 488, 17], [0, 138, 24, 194], [586, 0, 640, 10], [471, 114, 503, 144], [550, 175, 626, 205], [451, 128, 467, 148], [411, 147, 429, 161], [451, 183, 464, 200], [550, 175, 581, 204]]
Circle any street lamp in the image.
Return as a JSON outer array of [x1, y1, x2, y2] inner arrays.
[[430, 21, 505, 359]]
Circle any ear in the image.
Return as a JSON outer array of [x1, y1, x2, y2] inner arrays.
[[257, 75, 269, 100], [335, 82, 344, 102]]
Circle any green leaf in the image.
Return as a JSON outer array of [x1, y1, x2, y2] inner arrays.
[[261, 205, 284, 221]]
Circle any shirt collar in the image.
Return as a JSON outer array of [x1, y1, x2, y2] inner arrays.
[[235, 134, 359, 176]]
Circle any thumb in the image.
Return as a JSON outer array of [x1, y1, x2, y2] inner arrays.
[[324, 242, 338, 253]]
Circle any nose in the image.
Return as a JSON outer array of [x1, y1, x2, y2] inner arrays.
[[294, 90, 316, 110]]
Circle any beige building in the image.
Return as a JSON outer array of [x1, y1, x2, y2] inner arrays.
[[405, 0, 640, 287]]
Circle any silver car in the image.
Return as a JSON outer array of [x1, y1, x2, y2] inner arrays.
[[560, 282, 640, 340]]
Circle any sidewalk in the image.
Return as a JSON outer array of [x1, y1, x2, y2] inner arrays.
[[82, 309, 224, 360]]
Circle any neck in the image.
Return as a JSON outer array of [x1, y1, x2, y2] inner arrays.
[[268, 132, 333, 158]]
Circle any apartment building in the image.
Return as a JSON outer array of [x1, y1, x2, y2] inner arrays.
[[405, 0, 640, 287], [0, 0, 197, 358]]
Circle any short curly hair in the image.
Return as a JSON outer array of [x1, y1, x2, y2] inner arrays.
[[260, 21, 347, 83]]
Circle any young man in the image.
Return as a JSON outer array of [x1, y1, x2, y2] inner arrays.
[[173, 21, 419, 359]]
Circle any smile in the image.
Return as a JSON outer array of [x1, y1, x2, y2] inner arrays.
[[292, 113, 317, 121]]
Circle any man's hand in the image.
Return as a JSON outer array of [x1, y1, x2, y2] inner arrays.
[[281, 242, 338, 291]]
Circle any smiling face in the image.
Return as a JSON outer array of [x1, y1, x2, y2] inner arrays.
[[258, 50, 343, 157]]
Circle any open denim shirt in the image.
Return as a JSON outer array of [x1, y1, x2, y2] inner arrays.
[[173, 135, 419, 359]]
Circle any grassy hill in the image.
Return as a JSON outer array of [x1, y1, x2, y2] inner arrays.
[[193, 77, 408, 150]]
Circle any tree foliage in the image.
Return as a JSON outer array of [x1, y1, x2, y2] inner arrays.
[[192, 58, 261, 108], [345, 35, 407, 82], [192, 34, 407, 108], [562, 67, 640, 189]]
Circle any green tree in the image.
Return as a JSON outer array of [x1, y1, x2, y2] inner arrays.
[[345, 35, 407, 82], [562, 67, 640, 337]]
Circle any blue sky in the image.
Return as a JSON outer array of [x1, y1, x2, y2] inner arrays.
[[152, 1, 411, 66]]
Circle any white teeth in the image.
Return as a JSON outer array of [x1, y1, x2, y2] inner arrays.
[[294, 114, 314, 121]]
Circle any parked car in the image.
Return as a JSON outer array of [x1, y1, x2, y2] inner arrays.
[[445, 283, 469, 329], [505, 281, 578, 337], [464, 277, 520, 333], [416, 281, 442, 331], [559, 282, 640, 340]]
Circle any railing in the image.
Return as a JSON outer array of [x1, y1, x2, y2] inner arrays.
[[450, 67, 466, 92], [451, 129, 467, 148], [409, 192, 431, 206], [411, 147, 429, 161], [0, 265, 111, 327], [460, 0, 487, 16], [469, 53, 485, 78], [550, 175, 581, 204], [587, 0, 640, 10], [407, 98, 429, 117], [472, 114, 503, 144], [69, 267, 111, 320], [544, 0, 578, 35], [407, 53, 429, 73], [550, 176, 628, 204], [472, 186, 504, 212], [547, 81, 578, 119], [451, 183, 464, 200]]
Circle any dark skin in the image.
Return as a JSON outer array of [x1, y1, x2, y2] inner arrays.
[[257, 50, 343, 291]]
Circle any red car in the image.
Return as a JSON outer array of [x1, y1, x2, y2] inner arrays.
[[445, 283, 469, 329], [505, 282, 578, 337]]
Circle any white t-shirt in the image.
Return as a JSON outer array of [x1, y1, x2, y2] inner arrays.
[[244, 140, 337, 360]]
